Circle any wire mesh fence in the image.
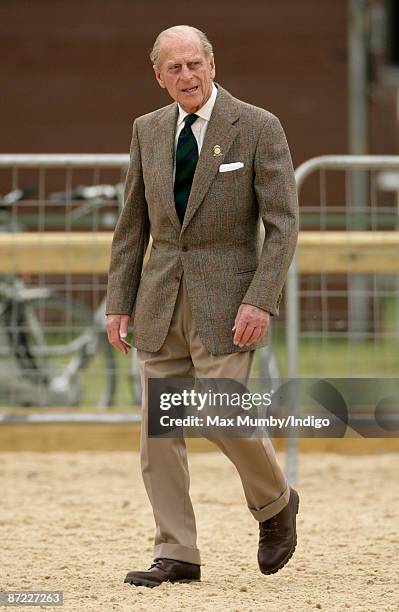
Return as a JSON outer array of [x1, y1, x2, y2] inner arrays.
[[1, 155, 399, 431], [286, 155, 399, 380], [0, 155, 131, 412], [0, 155, 282, 416], [284, 155, 399, 482]]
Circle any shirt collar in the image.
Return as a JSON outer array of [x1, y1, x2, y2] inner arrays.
[[177, 82, 218, 127]]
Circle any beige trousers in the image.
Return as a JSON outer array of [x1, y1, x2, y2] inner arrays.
[[137, 275, 289, 565]]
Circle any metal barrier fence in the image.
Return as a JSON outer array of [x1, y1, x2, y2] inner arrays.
[[0, 154, 281, 421], [285, 155, 399, 482], [0, 155, 130, 415], [1, 154, 398, 480]]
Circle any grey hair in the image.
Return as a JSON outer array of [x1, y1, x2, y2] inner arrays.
[[150, 25, 214, 67]]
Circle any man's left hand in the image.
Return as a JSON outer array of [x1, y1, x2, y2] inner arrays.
[[233, 304, 270, 347]]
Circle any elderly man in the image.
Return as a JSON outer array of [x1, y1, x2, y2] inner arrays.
[[106, 25, 299, 587]]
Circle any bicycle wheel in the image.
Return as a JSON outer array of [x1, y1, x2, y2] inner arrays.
[[4, 293, 116, 408]]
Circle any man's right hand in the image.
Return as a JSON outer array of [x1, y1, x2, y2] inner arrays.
[[106, 314, 131, 355]]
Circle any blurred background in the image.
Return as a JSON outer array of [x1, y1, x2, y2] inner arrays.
[[0, 0, 398, 425], [1, 0, 398, 156]]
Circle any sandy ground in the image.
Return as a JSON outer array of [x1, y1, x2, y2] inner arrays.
[[1, 450, 398, 612]]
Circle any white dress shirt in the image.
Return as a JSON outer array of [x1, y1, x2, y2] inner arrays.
[[174, 82, 218, 166]]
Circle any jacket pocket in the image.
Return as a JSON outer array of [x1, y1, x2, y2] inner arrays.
[[236, 269, 257, 275]]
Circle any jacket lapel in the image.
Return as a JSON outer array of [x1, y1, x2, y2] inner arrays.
[[155, 103, 181, 232], [181, 85, 240, 233], [154, 85, 240, 233]]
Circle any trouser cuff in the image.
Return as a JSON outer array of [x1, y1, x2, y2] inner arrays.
[[154, 543, 201, 565], [249, 485, 290, 522]]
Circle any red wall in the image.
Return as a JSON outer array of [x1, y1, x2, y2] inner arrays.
[[0, 0, 350, 167]]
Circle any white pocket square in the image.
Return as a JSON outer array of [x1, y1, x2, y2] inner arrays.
[[219, 162, 244, 173]]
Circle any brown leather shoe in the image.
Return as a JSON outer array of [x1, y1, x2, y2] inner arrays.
[[258, 487, 299, 574], [124, 557, 201, 588]]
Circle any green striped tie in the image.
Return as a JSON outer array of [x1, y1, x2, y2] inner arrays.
[[174, 113, 199, 224]]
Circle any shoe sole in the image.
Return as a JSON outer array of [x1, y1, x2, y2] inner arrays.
[[260, 490, 299, 575], [124, 578, 201, 588]]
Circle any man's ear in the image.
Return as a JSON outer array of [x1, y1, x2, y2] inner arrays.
[[210, 56, 216, 80], [153, 65, 166, 89]]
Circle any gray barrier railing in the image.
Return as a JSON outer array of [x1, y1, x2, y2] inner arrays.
[[2, 153, 399, 484], [0, 153, 284, 432], [0, 154, 129, 167], [285, 155, 399, 483]]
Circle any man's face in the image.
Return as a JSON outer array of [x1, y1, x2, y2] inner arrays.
[[154, 34, 216, 113]]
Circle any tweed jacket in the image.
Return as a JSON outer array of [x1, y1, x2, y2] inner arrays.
[[105, 84, 299, 355]]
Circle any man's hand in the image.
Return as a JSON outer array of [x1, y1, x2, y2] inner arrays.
[[106, 314, 131, 355], [233, 304, 270, 347]]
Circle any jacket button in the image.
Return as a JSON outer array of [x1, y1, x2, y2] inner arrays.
[[182, 246, 188, 252]]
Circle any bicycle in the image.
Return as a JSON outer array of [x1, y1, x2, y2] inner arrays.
[[0, 188, 116, 408]]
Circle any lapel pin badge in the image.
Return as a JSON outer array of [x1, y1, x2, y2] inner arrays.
[[213, 145, 222, 157]]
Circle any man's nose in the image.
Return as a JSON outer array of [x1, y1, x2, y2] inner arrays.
[[180, 64, 193, 80]]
